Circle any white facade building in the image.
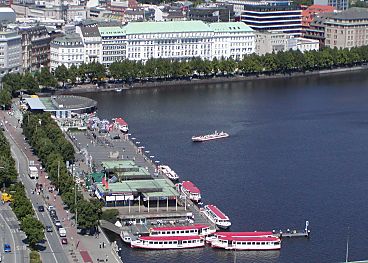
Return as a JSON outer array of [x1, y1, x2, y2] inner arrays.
[[288, 37, 319, 52], [209, 22, 255, 60], [50, 33, 84, 70], [0, 31, 22, 80], [76, 25, 102, 63], [98, 21, 255, 65]]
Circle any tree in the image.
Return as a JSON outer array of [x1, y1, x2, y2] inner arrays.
[[35, 68, 57, 88], [0, 89, 12, 109], [54, 65, 69, 87], [77, 199, 102, 230], [101, 209, 119, 223], [21, 215, 44, 249]]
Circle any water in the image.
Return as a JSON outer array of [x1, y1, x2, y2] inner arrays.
[[83, 71, 368, 263]]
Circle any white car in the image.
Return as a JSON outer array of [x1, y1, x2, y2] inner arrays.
[[48, 205, 55, 212]]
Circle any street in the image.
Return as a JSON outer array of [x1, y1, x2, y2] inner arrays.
[[1, 111, 70, 263]]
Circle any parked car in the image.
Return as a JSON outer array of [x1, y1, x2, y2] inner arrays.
[[58, 227, 66, 237], [50, 210, 57, 217], [45, 225, 53, 232], [61, 238, 68, 245], [38, 205, 45, 212], [47, 205, 55, 211], [3, 244, 11, 253], [54, 220, 62, 228]]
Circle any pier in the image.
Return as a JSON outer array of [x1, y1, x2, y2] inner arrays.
[[273, 221, 311, 239]]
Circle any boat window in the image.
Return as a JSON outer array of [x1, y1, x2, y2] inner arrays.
[[190, 230, 195, 233], [168, 241, 172, 244], [252, 242, 255, 245], [261, 242, 265, 245], [149, 241, 153, 244], [183, 241, 187, 244], [185, 230, 190, 233], [154, 242, 158, 244], [256, 242, 260, 245], [163, 241, 167, 244], [152, 231, 158, 235], [275, 242, 280, 245], [159, 242, 163, 245]]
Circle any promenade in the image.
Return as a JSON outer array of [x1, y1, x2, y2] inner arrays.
[[0, 105, 121, 263]]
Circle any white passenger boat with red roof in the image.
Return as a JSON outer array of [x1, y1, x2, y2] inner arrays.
[[178, 181, 201, 202], [149, 224, 215, 237], [202, 204, 231, 229], [130, 235, 205, 249], [210, 232, 281, 250]]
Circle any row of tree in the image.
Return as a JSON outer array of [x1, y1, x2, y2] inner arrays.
[[0, 129, 45, 249], [22, 113, 102, 230], [2, 46, 368, 106], [10, 183, 45, 249]]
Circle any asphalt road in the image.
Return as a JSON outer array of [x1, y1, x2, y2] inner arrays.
[[2, 115, 70, 263], [0, 202, 27, 263]]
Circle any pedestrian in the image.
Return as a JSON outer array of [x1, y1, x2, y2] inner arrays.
[[102, 242, 105, 248], [99, 242, 102, 249]]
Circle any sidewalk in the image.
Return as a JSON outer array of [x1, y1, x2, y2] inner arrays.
[[0, 106, 121, 263]]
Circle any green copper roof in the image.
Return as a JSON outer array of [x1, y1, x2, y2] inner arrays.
[[98, 26, 125, 36], [123, 21, 212, 34], [208, 22, 254, 32]]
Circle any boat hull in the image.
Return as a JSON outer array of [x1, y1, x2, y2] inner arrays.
[[131, 243, 205, 249], [211, 242, 281, 250]]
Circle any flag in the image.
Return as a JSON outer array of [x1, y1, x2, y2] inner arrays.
[[212, 11, 220, 17]]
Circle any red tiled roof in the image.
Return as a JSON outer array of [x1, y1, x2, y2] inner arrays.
[[182, 181, 200, 194]]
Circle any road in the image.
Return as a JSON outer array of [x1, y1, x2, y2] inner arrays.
[[0, 202, 27, 263], [1, 111, 70, 263]]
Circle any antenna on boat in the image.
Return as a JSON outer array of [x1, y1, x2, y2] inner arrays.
[[345, 227, 350, 263]]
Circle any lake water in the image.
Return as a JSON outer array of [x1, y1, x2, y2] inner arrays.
[[84, 71, 368, 263]]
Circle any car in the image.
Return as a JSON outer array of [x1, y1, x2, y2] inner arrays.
[[3, 244, 11, 253], [38, 205, 45, 212], [54, 220, 62, 229], [45, 225, 53, 232], [47, 205, 55, 211], [50, 210, 57, 217], [61, 238, 68, 245]]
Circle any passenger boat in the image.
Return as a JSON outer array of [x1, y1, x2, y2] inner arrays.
[[179, 181, 201, 202], [211, 233, 281, 250], [202, 205, 231, 229], [114, 117, 129, 133], [192, 131, 229, 142], [149, 224, 215, 237], [130, 235, 205, 249], [158, 165, 179, 181]]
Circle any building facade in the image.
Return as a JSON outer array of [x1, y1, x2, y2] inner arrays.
[[314, 0, 348, 11], [255, 30, 288, 55], [18, 25, 51, 71], [324, 8, 368, 49], [241, 4, 302, 37], [0, 31, 22, 80], [98, 26, 126, 67], [76, 25, 102, 63], [304, 14, 330, 47], [209, 22, 255, 60], [188, 5, 234, 22], [301, 5, 334, 34], [288, 37, 319, 52], [50, 33, 84, 70]]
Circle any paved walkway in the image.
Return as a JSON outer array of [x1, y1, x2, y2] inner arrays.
[[1, 104, 121, 263]]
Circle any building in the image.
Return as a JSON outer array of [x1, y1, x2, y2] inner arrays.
[[188, 4, 234, 22], [50, 33, 84, 70], [288, 37, 319, 52], [241, 4, 302, 37], [18, 25, 51, 71], [324, 7, 368, 49], [98, 26, 126, 67], [209, 22, 255, 60], [76, 25, 102, 63], [0, 7, 17, 24], [301, 5, 335, 34], [255, 30, 288, 55], [0, 31, 22, 80], [216, 0, 292, 15], [304, 13, 331, 47], [314, 0, 347, 11]]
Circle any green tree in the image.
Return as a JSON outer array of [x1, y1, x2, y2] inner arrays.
[[101, 209, 119, 223], [54, 65, 69, 87], [21, 215, 44, 249], [77, 199, 102, 229], [0, 89, 12, 109]]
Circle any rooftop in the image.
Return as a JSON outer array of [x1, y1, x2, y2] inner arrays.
[[209, 22, 253, 32], [38, 95, 97, 111], [102, 160, 138, 170], [123, 21, 212, 34], [80, 26, 101, 37], [52, 33, 83, 44], [98, 26, 125, 36], [328, 7, 368, 20]]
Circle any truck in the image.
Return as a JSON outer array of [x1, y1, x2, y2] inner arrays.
[[58, 227, 66, 237], [1, 193, 13, 203], [29, 166, 38, 179]]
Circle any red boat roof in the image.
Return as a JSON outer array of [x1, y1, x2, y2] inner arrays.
[[150, 224, 209, 232], [206, 205, 228, 220], [215, 232, 274, 237], [139, 235, 203, 241], [218, 236, 280, 242], [115, 117, 128, 126], [182, 181, 200, 194]]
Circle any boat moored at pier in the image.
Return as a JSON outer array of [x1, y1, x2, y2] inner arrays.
[[178, 181, 201, 202], [114, 117, 129, 133], [131, 235, 205, 249], [192, 131, 229, 142], [149, 224, 215, 237], [202, 205, 231, 229], [211, 235, 281, 250], [158, 165, 179, 181]]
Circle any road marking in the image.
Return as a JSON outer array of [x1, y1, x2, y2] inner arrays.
[[0, 213, 17, 263]]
